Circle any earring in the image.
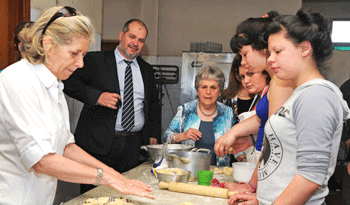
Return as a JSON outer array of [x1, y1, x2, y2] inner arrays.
[[305, 50, 309, 54]]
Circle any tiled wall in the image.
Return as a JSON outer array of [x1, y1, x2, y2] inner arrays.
[[143, 55, 183, 142], [54, 55, 182, 204]]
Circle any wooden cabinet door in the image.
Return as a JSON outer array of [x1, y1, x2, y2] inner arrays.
[[0, 0, 30, 70]]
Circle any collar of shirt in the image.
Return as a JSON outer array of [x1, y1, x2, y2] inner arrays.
[[114, 46, 140, 68], [26, 59, 63, 92]]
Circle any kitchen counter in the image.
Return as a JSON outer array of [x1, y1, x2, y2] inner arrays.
[[63, 161, 235, 205]]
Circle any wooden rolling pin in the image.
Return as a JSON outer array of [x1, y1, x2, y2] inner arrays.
[[159, 181, 238, 199]]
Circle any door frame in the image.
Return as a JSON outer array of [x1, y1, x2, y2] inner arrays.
[[0, 0, 30, 70]]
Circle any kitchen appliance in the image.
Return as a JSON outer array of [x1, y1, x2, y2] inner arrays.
[[180, 52, 236, 104]]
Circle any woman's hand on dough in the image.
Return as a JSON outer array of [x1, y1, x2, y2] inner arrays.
[[227, 192, 258, 205], [104, 169, 155, 199]]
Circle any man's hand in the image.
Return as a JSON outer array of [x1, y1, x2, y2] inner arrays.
[[97, 92, 121, 109]]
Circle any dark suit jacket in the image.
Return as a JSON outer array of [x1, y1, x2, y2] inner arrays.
[[63, 50, 161, 155]]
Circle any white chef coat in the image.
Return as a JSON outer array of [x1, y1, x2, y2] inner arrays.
[[0, 59, 75, 205]]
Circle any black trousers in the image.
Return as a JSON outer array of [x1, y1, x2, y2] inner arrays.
[[80, 132, 142, 194]]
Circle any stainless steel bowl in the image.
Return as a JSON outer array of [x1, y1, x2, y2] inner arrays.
[[141, 144, 194, 161], [156, 168, 191, 183], [166, 149, 211, 181]]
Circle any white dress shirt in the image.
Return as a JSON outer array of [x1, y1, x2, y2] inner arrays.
[[0, 59, 75, 205], [114, 48, 145, 132]]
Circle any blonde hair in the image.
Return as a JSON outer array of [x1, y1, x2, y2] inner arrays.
[[19, 6, 95, 64]]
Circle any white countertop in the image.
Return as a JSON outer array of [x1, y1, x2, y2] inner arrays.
[[63, 161, 234, 205]]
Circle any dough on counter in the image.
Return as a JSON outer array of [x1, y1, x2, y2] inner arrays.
[[181, 202, 194, 205], [213, 167, 223, 175], [98, 197, 110, 204], [82, 197, 134, 205], [213, 167, 232, 176], [223, 167, 233, 176], [83, 198, 99, 204]]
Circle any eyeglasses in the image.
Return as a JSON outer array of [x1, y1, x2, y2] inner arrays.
[[42, 6, 77, 35]]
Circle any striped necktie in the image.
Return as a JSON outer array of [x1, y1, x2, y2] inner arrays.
[[122, 60, 134, 132]]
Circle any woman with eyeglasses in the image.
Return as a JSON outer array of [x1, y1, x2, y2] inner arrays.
[[0, 6, 155, 204]]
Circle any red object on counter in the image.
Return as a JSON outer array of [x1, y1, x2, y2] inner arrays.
[[210, 178, 225, 188]]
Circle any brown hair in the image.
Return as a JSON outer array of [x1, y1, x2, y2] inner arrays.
[[222, 54, 242, 99]]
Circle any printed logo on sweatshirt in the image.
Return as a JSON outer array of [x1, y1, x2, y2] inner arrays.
[[258, 131, 283, 180]]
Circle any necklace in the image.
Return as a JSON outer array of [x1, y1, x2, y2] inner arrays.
[[198, 101, 217, 117], [237, 92, 249, 98]]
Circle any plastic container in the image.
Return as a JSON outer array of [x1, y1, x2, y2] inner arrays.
[[197, 170, 213, 186], [232, 162, 256, 183]]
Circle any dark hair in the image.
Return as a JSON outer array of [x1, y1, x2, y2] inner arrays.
[[230, 11, 279, 53], [266, 9, 333, 73], [14, 21, 34, 51], [122, 19, 148, 38], [222, 54, 242, 99]]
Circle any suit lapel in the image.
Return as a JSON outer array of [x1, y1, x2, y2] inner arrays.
[[137, 57, 149, 101], [105, 50, 120, 94]]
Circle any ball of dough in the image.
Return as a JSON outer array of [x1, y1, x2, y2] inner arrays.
[[213, 167, 223, 175], [223, 167, 233, 176]]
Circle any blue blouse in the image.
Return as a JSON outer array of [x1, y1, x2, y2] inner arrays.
[[164, 100, 235, 166]]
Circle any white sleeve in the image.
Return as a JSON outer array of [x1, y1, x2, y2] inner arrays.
[[0, 73, 56, 170]]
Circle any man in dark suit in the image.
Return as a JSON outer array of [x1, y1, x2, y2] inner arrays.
[[63, 19, 161, 194]]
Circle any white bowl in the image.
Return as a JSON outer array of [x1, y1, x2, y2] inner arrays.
[[232, 162, 256, 183]]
